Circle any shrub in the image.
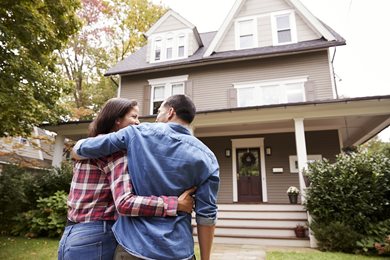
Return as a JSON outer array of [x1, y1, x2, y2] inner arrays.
[[12, 191, 68, 238], [305, 150, 390, 253], [0, 162, 72, 235]]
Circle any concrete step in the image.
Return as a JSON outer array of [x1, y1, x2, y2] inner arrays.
[[193, 226, 296, 237], [217, 204, 305, 212], [194, 235, 311, 247], [216, 210, 307, 219]]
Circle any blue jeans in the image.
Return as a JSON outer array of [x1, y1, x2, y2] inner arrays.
[[58, 220, 117, 260]]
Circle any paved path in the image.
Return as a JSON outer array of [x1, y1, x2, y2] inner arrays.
[[210, 244, 266, 260]]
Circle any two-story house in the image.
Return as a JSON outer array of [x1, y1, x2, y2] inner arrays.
[[44, 0, 390, 247]]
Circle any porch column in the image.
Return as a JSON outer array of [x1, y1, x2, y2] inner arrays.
[[293, 118, 308, 201], [52, 134, 65, 167]]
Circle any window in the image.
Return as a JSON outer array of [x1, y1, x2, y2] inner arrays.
[[154, 39, 162, 61], [236, 18, 257, 49], [235, 77, 307, 107], [150, 30, 188, 62], [148, 75, 188, 114], [271, 11, 297, 45], [166, 37, 173, 59], [178, 35, 185, 57]]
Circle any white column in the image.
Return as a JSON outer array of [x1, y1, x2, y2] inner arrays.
[[52, 134, 65, 167], [293, 118, 308, 200]]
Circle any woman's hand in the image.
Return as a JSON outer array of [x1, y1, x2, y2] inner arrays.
[[177, 187, 196, 214]]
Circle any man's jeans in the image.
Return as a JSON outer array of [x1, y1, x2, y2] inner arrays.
[[58, 220, 117, 260]]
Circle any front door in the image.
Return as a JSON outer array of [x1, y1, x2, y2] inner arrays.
[[236, 148, 262, 202]]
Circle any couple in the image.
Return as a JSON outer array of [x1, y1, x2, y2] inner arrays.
[[58, 95, 220, 260]]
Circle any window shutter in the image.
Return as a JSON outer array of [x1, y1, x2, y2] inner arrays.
[[305, 81, 316, 101], [143, 85, 151, 116], [228, 88, 237, 108], [185, 80, 193, 99]]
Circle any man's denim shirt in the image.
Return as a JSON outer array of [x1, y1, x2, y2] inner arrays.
[[76, 122, 220, 260]]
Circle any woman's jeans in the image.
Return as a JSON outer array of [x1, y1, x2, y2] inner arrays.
[[58, 220, 117, 260]]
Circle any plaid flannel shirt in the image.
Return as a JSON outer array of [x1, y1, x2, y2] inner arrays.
[[67, 151, 178, 222]]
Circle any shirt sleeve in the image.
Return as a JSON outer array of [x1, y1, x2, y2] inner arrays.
[[106, 153, 178, 217], [195, 168, 220, 226], [76, 127, 132, 158]]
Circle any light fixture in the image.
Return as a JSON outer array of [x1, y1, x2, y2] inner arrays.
[[265, 147, 272, 156], [225, 149, 231, 158]]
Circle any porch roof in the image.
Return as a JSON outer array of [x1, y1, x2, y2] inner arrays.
[[42, 95, 390, 147]]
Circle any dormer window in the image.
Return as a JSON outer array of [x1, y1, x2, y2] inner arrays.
[[235, 17, 258, 50], [150, 30, 189, 63], [166, 37, 173, 59], [271, 11, 297, 45], [154, 39, 162, 61], [178, 35, 185, 57]]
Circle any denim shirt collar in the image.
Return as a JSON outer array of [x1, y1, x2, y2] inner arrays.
[[167, 122, 192, 136]]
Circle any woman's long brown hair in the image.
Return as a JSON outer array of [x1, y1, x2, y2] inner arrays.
[[88, 98, 138, 137]]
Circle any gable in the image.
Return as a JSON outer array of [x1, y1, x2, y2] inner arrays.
[[153, 15, 189, 34], [205, 0, 335, 56]]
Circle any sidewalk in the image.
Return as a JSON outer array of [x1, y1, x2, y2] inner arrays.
[[210, 244, 266, 260]]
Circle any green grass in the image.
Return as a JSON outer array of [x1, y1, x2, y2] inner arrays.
[[266, 251, 383, 260], [0, 236, 59, 260], [0, 236, 200, 260]]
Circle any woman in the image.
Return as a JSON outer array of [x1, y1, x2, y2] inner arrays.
[[58, 98, 194, 260]]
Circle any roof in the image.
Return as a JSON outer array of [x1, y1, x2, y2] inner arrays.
[[105, 30, 344, 76]]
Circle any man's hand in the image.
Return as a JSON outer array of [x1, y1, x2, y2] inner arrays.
[[177, 187, 196, 214]]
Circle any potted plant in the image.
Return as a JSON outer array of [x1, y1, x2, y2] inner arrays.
[[294, 224, 307, 238], [286, 186, 299, 204]]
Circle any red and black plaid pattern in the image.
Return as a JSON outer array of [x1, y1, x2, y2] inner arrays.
[[67, 151, 178, 223]]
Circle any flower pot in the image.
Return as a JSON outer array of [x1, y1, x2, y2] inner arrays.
[[288, 194, 298, 204]]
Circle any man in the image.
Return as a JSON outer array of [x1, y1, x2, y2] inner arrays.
[[74, 95, 219, 260]]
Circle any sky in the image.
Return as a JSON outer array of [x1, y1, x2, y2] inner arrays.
[[151, 0, 390, 140]]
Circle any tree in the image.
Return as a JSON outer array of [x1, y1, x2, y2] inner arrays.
[[58, 0, 166, 121], [0, 0, 80, 137]]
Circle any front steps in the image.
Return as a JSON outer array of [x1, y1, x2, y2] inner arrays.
[[192, 204, 310, 247]]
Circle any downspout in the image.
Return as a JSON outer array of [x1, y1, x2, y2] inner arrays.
[[331, 48, 339, 99]]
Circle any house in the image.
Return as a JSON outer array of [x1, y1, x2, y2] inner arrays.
[[44, 0, 390, 247], [0, 127, 55, 169]]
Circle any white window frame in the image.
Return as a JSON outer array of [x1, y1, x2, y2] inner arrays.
[[234, 76, 308, 107], [270, 10, 297, 45], [148, 75, 188, 114], [234, 16, 258, 50], [150, 29, 190, 63], [289, 154, 322, 173]]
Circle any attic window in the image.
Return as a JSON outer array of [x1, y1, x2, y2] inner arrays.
[[271, 11, 297, 45], [150, 31, 188, 63], [235, 18, 257, 49]]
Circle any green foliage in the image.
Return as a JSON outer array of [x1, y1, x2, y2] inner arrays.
[[0, 0, 80, 137], [305, 150, 390, 253], [0, 163, 72, 235], [12, 191, 68, 238]]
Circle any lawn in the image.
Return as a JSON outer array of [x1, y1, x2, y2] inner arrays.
[[0, 236, 384, 260]]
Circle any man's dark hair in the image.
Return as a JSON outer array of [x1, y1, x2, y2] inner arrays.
[[89, 98, 138, 137], [164, 95, 196, 124]]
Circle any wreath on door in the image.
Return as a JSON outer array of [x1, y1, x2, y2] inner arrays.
[[241, 152, 256, 167]]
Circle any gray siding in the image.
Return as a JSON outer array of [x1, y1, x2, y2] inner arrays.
[[120, 51, 333, 115], [188, 33, 200, 56], [217, 0, 319, 52], [154, 15, 188, 34], [200, 130, 340, 204]]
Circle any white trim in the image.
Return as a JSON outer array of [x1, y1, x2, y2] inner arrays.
[[52, 134, 65, 167], [287, 0, 336, 41], [234, 16, 258, 50], [328, 49, 337, 99], [270, 10, 298, 46], [352, 117, 390, 146], [117, 76, 121, 97], [233, 76, 308, 88], [148, 75, 188, 85], [338, 129, 344, 152], [293, 118, 307, 202], [231, 138, 267, 202], [204, 0, 245, 57]]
